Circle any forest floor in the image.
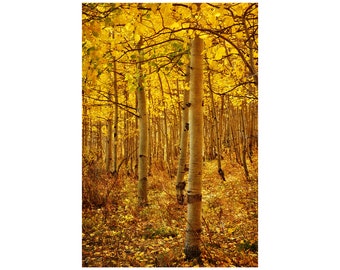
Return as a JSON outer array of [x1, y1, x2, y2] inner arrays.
[[82, 156, 258, 267]]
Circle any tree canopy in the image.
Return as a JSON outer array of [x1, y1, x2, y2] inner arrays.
[[82, 3, 258, 123]]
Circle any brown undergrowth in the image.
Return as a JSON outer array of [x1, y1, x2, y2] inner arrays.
[[82, 156, 258, 267]]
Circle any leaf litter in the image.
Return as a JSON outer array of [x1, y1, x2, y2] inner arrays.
[[82, 157, 258, 267]]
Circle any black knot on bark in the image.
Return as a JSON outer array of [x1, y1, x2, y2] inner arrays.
[[176, 181, 186, 190]]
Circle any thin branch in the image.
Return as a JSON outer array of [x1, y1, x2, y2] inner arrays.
[[84, 95, 137, 112], [85, 102, 140, 118], [211, 81, 257, 96]]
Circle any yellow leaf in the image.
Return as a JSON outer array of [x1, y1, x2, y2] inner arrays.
[[171, 22, 181, 30], [236, 31, 244, 39], [228, 227, 236, 234], [134, 33, 141, 43], [182, 22, 190, 28], [204, 37, 212, 48], [125, 22, 134, 32], [215, 47, 226, 60]]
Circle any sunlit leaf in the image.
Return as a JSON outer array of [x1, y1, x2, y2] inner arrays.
[[215, 47, 226, 60]]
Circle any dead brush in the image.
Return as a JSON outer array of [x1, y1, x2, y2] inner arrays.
[[82, 163, 122, 210]]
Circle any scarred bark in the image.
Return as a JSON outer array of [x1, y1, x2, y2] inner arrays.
[[176, 65, 190, 205]]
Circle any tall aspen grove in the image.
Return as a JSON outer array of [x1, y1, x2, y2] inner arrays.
[[82, 3, 258, 267]]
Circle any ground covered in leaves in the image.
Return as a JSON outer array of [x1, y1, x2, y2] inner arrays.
[[82, 158, 258, 267]]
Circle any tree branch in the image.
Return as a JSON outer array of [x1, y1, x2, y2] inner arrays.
[[211, 81, 257, 97]]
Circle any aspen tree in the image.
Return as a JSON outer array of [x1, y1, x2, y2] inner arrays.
[[158, 73, 169, 171], [176, 66, 190, 205], [83, 105, 89, 150], [184, 35, 204, 261], [112, 56, 118, 175], [240, 103, 250, 179], [208, 72, 226, 181], [105, 117, 113, 172], [136, 36, 148, 206]]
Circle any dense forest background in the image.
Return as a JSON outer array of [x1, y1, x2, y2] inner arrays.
[[82, 3, 258, 180], [82, 3, 258, 267]]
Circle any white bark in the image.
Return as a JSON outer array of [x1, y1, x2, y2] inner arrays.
[[184, 36, 204, 260]]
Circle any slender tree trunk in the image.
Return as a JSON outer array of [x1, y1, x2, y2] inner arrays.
[[147, 73, 153, 175], [184, 36, 203, 261], [164, 75, 175, 172], [173, 79, 181, 158], [135, 89, 139, 175], [97, 121, 103, 166], [240, 104, 250, 179], [112, 57, 118, 175], [208, 73, 226, 181], [229, 104, 241, 164], [105, 117, 113, 172], [136, 36, 148, 206], [176, 66, 190, 205], [158, 73, 169, 172], [89, 118, 93, 149], [105, 65, 113, 173], [83, 105, 88, 151], [123, 89, 129, 173]]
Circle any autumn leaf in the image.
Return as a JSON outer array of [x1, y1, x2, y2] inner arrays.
[[228, 227, 236, 234], [215, 47, 226, 60], [134, 33, 141, 43], [125, 22, 134, 32]]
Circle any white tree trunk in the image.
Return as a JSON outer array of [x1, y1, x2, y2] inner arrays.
[[184, 36, 204, 261]]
